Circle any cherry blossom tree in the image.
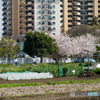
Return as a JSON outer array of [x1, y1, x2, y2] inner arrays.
[[69, 34, 99, 62], [48, 33, 72, 64], [47, 33, 99, 64]]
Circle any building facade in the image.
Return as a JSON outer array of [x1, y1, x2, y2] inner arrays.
[[34, 0, 61, 35], [2, 0, 100, 37], [61, 0, 99, 32]]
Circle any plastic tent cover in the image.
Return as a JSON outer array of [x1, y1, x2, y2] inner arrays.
[[0, 72, 53, 80]]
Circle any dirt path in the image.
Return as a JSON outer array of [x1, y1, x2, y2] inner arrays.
[[0, 75, 100, 84]]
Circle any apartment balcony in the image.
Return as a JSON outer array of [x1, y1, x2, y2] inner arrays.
[[60, 2, 63, 5], [3, 7, 11, 11], [3, 2, 11, 7], [73, 12, 80, 15], [73, 21, 81, 25], [88, 13, 93, 15], [77, 12, 80, 15], [20, 0, 26, 5], [98, 18, 100, 20], [68, 3, 72, 5], [41, 7, 52, 10], [20, 5, 26, 11], [88, 8, 93, 10], [20, 11, 26, 17], [98, 3, 100, 6], [73, 2, 77, 5], [68, 27, 72, 30], [42, 12, 52, 15], [77, 17, 81, 20], [27, 18, 32, 21], [77, 3, 80, 6], [20, 23, 26, 28], [2, 0, 11, 3], [28, 24, 32, 27], [20, 28, 26, 33], [68, 12, 72, 15], [3, 27, 7, 30], [3, 22, 11, 26], [88, 17, 92, 20], [68, 22, 72, 25], [42, 24, 52, 27], [88, 3, 93, 6], [68, 17, 72, 20], [68, 8, 72, 10], [73, 17, 81, 20], [41, 18, 52, 21], [27, 2, 31, 5], [77, 22, 81, 25], [73, 7, 80, 11], [41, 1, 52, 5], [27, 13, 33, 16], [3, 17, 11, 21], [27, 7, 32, 10], [20, 16, 26, 22]]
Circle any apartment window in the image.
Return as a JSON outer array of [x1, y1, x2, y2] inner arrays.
[[20, 0, 22, 2], [38, 16, 41, 19], [53, 27, 55, 30], [52, 11, 55, 14], [38, 5, 41, 8], [38, 0, 41, 2], [52, 16, 55, 19], [38, 27, 41, 30], [52, 22, 55, 25], [38, 11, 41, 13], [53, 33, 55, 35], [52, 5, 55, 8], [52, 0, 55, 2], [38, 22, 41, 24]]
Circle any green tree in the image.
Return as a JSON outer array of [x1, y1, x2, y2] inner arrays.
[[0, 37, 20, 64], [23, 31, 58, 63], [14, 43, 21, 54], [91, 16, 98, 26]]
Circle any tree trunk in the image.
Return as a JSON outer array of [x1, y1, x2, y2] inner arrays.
[[55, 58, 59, 65], [41, 57, 42, 63], [8, 55, 10, 64], [81, 57, 84, 63]]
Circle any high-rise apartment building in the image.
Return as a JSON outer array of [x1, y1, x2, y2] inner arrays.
[[2, 0, 61, 36], [34, 0, 61, 35], [2, 0, 100, 37], [61, 0, 99, 33], [2, 0, 27, 37]]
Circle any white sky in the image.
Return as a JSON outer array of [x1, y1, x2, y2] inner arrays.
[[0, 1, 2, 36]]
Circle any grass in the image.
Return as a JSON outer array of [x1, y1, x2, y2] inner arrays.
[[0, 78, 100, 88], [0, 63, 91, 76]]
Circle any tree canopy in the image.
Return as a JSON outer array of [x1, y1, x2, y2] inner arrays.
[[0, 37, 21, 64], [23, 31, 58, 61]]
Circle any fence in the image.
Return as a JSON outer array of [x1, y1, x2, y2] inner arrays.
[[0, 57, 56, 64]]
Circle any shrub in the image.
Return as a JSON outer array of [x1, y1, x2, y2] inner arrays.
[[63, 66, 68, 76], [25, 66, 33, 71], [84, 61, 93, 66], [92, 68, 100, 74]]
